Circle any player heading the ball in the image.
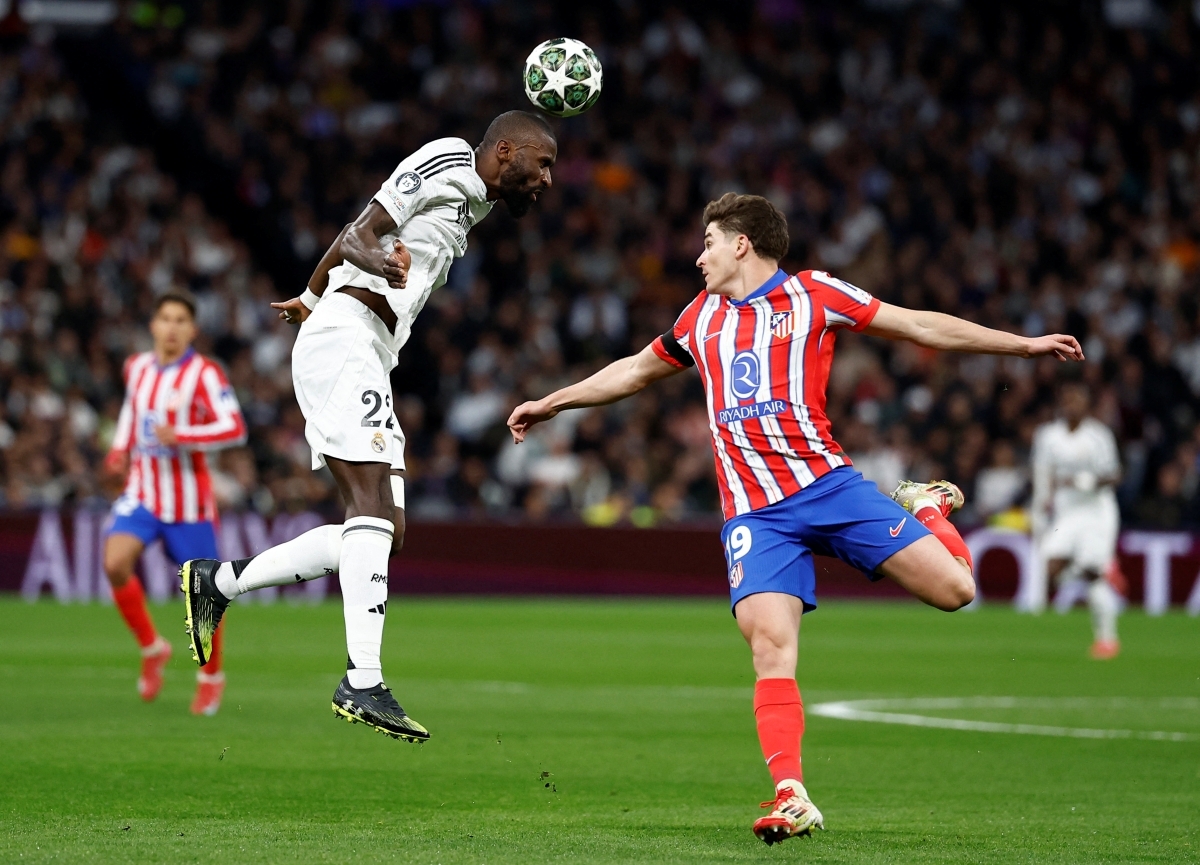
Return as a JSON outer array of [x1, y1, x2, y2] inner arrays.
[[180, 111, 557, 743], [507, 193, 1083, 846]]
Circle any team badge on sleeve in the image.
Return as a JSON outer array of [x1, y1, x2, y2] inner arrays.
[[395, 172, 422, 194], [771, 311, 794, 340], [371, 432, 386, 453], [728, 561, 745, 589]]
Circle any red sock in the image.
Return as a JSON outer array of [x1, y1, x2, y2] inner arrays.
[[201, 619, 224, 675], [112, 577, 158, 649], [754, 678, 804, 786], [916, 506, 973, 571]]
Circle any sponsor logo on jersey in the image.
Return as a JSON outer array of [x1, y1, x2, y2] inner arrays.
[[728, 560, 744, 589], [382, 187, 406, 213], [396, 171, 422, 194], [371, 432, 386, 453], [730, 350, 760, 400], [717, 399, 789, 425], [770, 311, 794, 339]]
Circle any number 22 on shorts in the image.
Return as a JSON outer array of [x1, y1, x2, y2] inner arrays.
[[725, 525, 751, 589]]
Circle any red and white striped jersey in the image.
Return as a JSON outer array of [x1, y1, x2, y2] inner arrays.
[[110, 349, 247, 523], [651, 269, 880, 520]]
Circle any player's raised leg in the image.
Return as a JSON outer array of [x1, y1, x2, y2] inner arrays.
[[104, 528, 171, 701], [885, 480, 975, 610], [189, 473, 406, 602], [735, 592, 825, 844], [181, 523, 343, 667]]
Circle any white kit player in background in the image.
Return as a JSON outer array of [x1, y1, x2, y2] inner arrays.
[[1031, 378, 1123, 659], [180, 110, 557, 740]]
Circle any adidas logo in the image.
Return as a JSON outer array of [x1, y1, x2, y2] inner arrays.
[[368, 602, 387, 614]]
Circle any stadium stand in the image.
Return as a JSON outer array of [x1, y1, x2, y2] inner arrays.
[[2, 2, 1199, 529]]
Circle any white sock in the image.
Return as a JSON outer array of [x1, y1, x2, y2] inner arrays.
[[340, 516, 393, 689], [1087, 579, 1119, 643], [214, 525, 343, 598]]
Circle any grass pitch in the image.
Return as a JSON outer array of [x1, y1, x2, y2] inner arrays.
[[0, 596, 1197, 864]]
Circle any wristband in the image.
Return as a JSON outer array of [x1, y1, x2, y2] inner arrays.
[[299, 288, 321, 310]]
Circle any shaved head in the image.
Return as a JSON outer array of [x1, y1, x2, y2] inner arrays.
[[481, 110, 556, 149], [475, 110, 557, 218]]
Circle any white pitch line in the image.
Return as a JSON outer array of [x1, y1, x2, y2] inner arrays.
[[809, 697, 1198, 742]]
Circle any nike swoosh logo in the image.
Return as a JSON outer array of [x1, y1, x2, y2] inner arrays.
[[765, 751, 784, 765], [703, 331, 722, 342], [889, 517, 906, 537]]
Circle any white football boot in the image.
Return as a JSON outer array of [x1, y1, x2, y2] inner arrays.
[[752, 780, 824, 845], [890, 479, 964, 518]]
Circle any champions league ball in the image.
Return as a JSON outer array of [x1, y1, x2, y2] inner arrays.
[[523, 38, 603, 118]]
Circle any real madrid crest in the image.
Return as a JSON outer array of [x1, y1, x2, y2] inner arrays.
[[371, 432, 386, 454], [395, 171, 422, 194]]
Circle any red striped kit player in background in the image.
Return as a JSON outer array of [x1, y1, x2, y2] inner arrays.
[[101, 290, 247, 715]]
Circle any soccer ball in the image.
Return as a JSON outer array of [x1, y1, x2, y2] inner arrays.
[[523, 38, 603, 118]]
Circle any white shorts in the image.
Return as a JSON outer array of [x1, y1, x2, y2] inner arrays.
[[1040, 500, 1119, 573], [292, 292, 406, 472]]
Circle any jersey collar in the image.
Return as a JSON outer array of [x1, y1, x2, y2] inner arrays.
[[729, 269, 789, 307], [156, 347, 195, 370]]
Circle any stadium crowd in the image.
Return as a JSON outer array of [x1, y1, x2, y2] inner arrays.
[[2, 1, 1200, 530]]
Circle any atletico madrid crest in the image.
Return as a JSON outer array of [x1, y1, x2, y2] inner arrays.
[[770, 311, 793, 339], [728, 561, 744, 589]]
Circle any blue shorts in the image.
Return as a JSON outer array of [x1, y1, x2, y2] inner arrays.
[[105, 499, 219, 564], [721, 468, 930, 613]]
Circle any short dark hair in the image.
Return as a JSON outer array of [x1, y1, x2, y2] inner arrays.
[[481, 110, 556, 149], [702, 193, 789, 262], [154, 289, 197, 319]]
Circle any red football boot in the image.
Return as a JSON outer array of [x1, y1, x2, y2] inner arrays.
[[138, 637, 172, 702]]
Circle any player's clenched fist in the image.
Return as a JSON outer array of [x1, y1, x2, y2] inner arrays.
[[383, 240, 410, 289], [507, 399, 558, 443]]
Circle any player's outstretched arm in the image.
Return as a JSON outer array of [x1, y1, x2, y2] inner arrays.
[[864, 302, 1084, 361], [508, 344, 682, 443]]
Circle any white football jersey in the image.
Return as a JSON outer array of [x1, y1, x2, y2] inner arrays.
[[1031, 417, 1120, 514], [324, 137, 494, 353]]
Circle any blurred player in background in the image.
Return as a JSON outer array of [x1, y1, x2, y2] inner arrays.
[[102, 291, 247, 715], [179, 110, 556, 742], [508, 194, 1083, 845], [1032, 379, 1123, 658]]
